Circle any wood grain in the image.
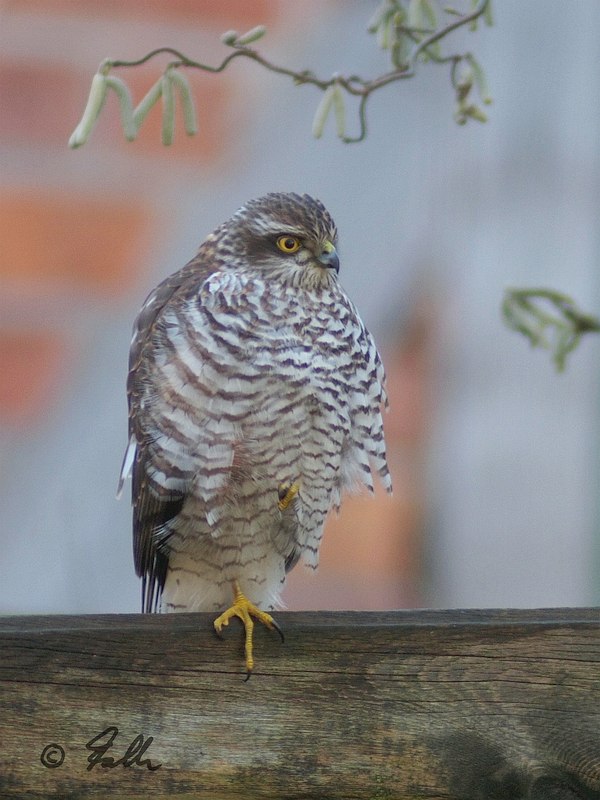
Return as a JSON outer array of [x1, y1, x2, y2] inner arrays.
[[1, 608, 599, 799]]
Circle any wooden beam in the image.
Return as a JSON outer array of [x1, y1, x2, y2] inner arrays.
[[1, 608, 600, 799]]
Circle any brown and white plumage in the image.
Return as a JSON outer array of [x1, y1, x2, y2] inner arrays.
[[120, 192, 392, 619]]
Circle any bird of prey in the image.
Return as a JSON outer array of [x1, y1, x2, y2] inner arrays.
[[119, 192, 392, 676]]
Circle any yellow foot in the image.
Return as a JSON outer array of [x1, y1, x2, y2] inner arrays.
[[213, 581, 284, 679], [277, 480, 300, 511]]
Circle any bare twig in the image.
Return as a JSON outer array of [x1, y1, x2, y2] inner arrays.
[[69, 1, 492, 148]]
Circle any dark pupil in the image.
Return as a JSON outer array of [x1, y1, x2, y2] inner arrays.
[[284, 238, 295, 249]]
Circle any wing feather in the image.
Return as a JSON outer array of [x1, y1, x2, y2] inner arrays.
[[122, 249, 216, 612]]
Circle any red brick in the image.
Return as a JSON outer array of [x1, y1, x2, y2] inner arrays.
[[0, 331, 68, 426], [384, 295, 436, 444], [0, 61, 81, 145], [0, 190, 152, 297], [8, 0, 281, 28], [284, 468, 421, 610]]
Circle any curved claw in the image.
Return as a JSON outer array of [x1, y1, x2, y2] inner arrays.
[[270, 617, 285, 644], [213, 625, 226, 641], [213, 582, 284, 676]]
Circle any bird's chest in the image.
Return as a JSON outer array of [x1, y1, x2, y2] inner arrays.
[[163, 283, 364, 435], [288, 298, 364, 403]]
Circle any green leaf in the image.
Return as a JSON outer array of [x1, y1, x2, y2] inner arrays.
[[502, 287, 600, 371]]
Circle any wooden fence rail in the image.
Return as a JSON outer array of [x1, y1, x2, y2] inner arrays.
[[1, 608, 600, 799]]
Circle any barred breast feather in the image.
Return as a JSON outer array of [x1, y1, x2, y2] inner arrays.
[[122, 193, 391, 614]]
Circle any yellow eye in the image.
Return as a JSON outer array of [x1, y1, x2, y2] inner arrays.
[[276, 236, 301, 254]]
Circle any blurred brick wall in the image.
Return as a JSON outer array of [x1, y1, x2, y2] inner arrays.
[[0, 0, 428, 612], [0, 0, 281, 426]]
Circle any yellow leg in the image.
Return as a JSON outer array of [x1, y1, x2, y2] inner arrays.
[[277, 480, 300, 511], [213, 581, 283, 678]]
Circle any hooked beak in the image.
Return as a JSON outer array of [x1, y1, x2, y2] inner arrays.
[[317, 241, 340, 274]]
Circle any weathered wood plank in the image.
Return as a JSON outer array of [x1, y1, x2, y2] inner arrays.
[[1, 608, 599, 799]]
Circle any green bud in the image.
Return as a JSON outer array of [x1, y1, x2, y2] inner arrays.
[[484, 0, 493, 26], [220, 30, 239, 46], [469, 0, 479, 31], [407, 0, 422, 31], [132, 78, 163, 129], [332, 84, 346, 139], [160, 73, 175, 145], [466, 54, 492, 104], [368, 0, 393, 33], [465, 103, 488, 122], [68, 72, 108, 148], [98, 58, 113, 76], [377, 12, 392, 49], [104, 75, 136, 141], [456, 71, 473, 102], [311, 84, 336, 139], [235, 25, 267, 46], [408, 0, 437, 34], [168, 69, 198, 136], [391, 35, 411, 69], [420, 0, 437, 27]]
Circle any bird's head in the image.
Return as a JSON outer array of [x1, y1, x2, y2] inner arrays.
[[215, 192, 340, 290]]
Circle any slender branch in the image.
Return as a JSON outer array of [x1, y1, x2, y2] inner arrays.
[[409, 0, 489, 66], [69, 1, 493, 148], [109, 48, 330, 88]]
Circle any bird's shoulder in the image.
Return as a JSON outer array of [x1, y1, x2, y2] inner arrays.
[[128, 244, 218, 369], [195, 268, 265, 311]]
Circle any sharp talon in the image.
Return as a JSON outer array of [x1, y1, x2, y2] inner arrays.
[[271, 618, 285, 644], [244, 669, 252, 682], [213, 626, 225, 640], [214, 582, 283, 675]]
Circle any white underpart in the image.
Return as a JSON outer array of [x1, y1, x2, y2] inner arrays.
[[134, 267, 391, 612]]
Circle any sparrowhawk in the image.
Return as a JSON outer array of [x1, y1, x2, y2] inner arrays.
[[119, 192, 392, 676]]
